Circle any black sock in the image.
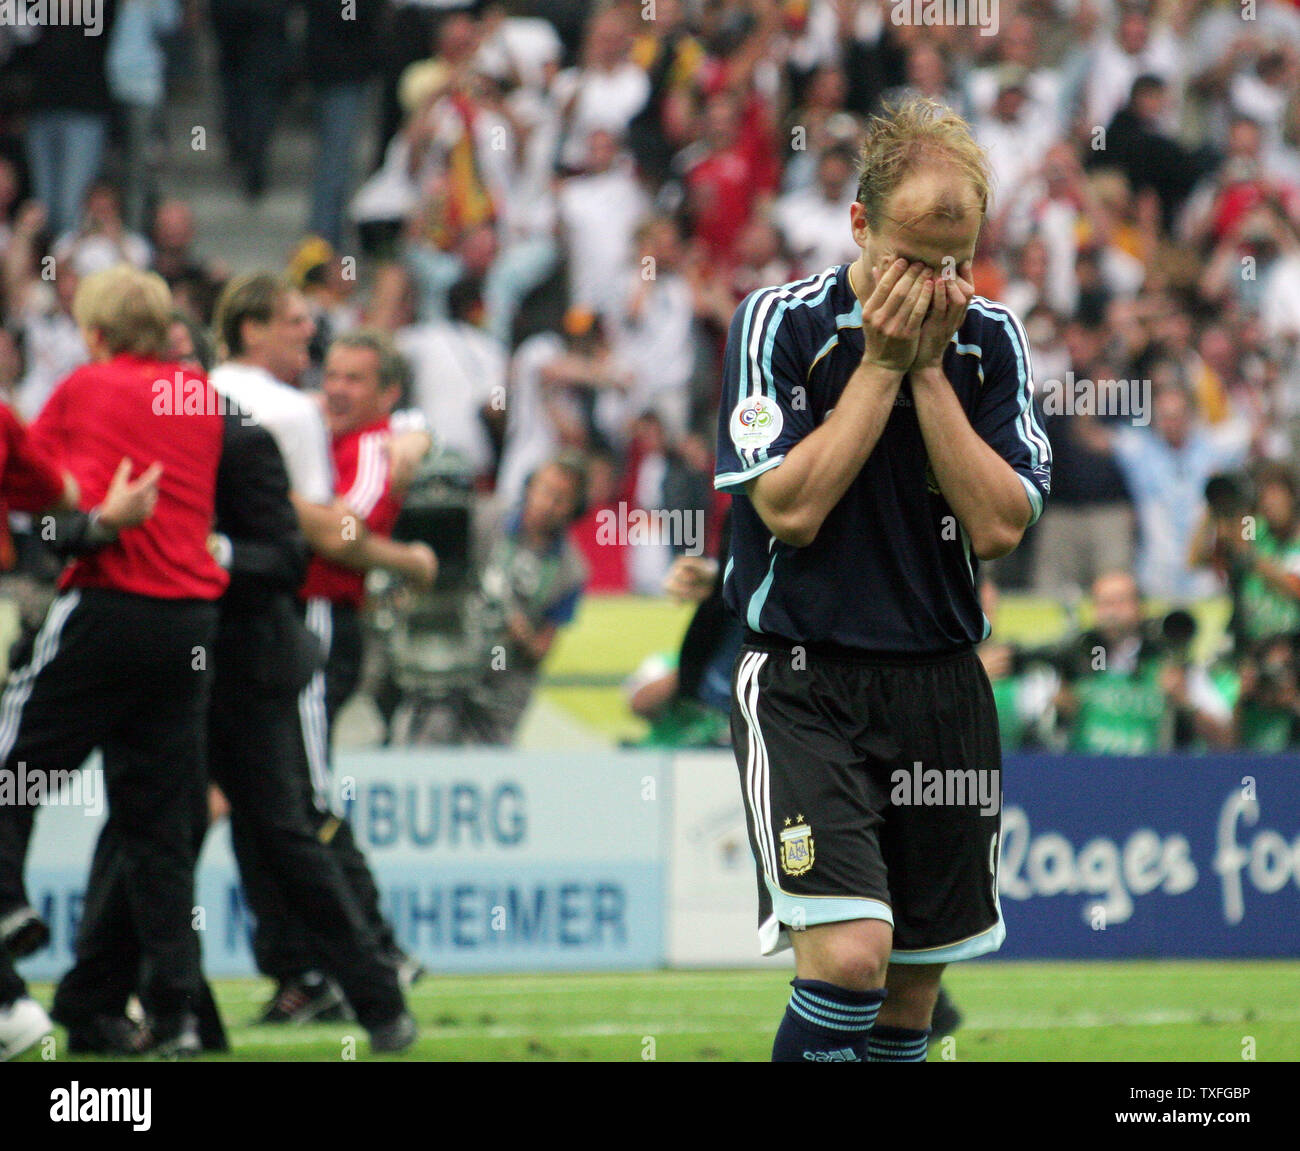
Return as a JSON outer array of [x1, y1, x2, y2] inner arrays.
[[771, 979, 885, 1063], [866, 1023, 930, 1062]]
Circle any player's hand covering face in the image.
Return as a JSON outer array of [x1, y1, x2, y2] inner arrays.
[[857, 258, 934, 372], [911, 259, 974, 371]]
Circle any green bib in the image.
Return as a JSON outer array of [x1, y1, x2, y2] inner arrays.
[[1070, 667, 1168, 755], [1238, 521, 1300, 642], [991, 676, 1024, 752]]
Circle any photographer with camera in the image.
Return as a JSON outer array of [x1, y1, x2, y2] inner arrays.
[[1053, 571, 1233, 754], [1191, 463, 1300, 654], [1225, 632, 1300, 750], [1191, 463, 1300, 750], [392, 452, 590, 745]]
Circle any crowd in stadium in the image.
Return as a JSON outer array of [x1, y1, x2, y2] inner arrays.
[[2, 0, 1300, 758]]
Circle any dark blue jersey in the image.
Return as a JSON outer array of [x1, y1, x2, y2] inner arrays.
[[714, 264, 1051, 653]]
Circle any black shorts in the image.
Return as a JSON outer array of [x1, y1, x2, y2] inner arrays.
[[730, 633, 1004, 963]]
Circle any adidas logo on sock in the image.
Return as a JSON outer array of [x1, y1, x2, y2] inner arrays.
[[803, 1047, 863, 1062]]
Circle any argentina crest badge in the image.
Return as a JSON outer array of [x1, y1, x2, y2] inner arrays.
[[780, 819, 814, 877]]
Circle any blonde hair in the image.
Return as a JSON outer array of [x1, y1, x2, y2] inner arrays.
[[73, 265, 173, 358], [855, 97, 992, 229]]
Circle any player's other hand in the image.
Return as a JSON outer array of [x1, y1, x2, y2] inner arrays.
[[98, 457, 163, 532], [663, 555, 719, 603], [859, 259, 934, 372], [911, 260, 974, 372], [978, 641, 1013, 681]]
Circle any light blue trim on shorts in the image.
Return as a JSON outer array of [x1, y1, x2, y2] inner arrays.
[[888, 916, 1006, 964], [760, 879, 894, 956]]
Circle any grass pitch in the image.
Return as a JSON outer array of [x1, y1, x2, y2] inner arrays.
[[26, 959, 1299, 1062]]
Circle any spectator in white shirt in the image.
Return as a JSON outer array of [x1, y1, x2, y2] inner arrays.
[[1, 201, 88, 420], [613, 215, 697, 444], [975, 69, 1058, 220], [476, 3, 563, 94], [1082, 2, 1182, 136], [496, 309, 632, 513], [551, 7, 650, 172], [1259, 213, 1300, 341], [966, 13, 1066, 135], [558, 128, 651, 320], [1229, 45, 1300, 175], [52, 180, 152, 279], [397, 277, 508, 483]]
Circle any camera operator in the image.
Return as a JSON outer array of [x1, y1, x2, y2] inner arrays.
[[1191, 463, 1300, 655], [392, 452, 590, 745], [1226, 632, 1300, 750], [1053, 571, 1233, 753]]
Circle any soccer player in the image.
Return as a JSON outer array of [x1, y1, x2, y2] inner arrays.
[[714, 98, 1051, 1062]]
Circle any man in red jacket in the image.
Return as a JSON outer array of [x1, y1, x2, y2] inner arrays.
[[0, 265, 227, 1058]]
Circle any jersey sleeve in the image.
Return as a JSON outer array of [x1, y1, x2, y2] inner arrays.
[[0, 402, 66, 512], [968, 302, 1053, 526], [343, 430, 393, 523], [27, 374, 72, 468], [714, 286, 820, 492]]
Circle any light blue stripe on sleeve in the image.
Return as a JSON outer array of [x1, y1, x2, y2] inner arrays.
[[715, 454, 786, 492], [1019, 473, 1045, 525], [968, 299, 1051, 476], [746, 547, 780, 631]]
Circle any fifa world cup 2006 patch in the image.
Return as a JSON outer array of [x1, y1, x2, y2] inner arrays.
[[730, 394, 784, 453], [780, 817, 814, 876]]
